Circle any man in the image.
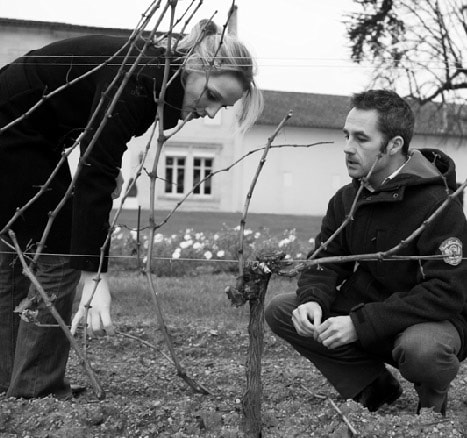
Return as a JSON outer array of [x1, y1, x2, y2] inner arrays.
[[265, 90, 467, 415]]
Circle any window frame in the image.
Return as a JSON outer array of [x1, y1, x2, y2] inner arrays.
[[161, 143, 220, 200]]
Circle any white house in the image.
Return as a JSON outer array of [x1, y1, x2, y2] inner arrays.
[[1, 18, 466, 216]]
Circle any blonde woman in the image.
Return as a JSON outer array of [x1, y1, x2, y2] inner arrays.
[[0, 20, 262, 399]]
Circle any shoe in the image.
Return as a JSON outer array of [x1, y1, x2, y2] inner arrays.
[[70, 383, 87, 397], [354, 369, 403, 412], [416, 393, 448, 417]]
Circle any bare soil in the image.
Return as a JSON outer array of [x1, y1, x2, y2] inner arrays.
[[1, 317, 467, 437]]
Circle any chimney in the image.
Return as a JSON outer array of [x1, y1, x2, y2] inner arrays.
[[228, 5, 238, 36]]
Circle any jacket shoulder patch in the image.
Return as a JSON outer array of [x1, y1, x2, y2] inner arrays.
[[439, 237, 463, 266]]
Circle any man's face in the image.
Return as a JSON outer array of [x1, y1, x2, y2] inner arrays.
[[343, 108, 390, 186]]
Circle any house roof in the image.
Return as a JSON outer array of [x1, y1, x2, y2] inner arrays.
[[257, 89, 467, 137], [0, 17, 180, 42], [0, 17, 140, 36], [258, 90, 350, 130]]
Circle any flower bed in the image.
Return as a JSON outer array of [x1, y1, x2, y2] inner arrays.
[[109, 225, 313, 276]]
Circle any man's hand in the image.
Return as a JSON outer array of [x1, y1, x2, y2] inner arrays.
[[292, 301, 322, 339], [71, 271, 115, 337], [316, 316, 357, 349]]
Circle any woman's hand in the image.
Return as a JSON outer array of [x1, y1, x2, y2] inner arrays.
[[71, 271, 115, 337], [111, 170, 124, 199]]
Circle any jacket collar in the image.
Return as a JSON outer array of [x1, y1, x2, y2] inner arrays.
[[357, 148, 456, 193]]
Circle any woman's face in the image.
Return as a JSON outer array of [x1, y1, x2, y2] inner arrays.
[[181, 71, 244, 120]]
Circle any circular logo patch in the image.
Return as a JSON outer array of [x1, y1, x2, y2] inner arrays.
[[439, 237, 463, 266]]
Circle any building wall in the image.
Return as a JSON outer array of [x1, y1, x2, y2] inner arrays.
[[240, 126, 467, 216], [241, 125, 349, 215], [112, 106, 241, 212]]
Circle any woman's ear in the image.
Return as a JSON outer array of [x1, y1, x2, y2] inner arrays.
[[388, 136, 404, 155]]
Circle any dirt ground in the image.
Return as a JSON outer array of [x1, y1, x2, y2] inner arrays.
[[1, 317, 467, 437]]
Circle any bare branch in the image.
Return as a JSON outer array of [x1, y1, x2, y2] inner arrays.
[[238, 110, 293, 282]]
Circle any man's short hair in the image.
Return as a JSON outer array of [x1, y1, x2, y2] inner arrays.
[[350, 90, 414, 153]]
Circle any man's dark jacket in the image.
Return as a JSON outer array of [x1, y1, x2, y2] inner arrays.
[[297, 149, 467, 360], [0, 35, 184, 271]]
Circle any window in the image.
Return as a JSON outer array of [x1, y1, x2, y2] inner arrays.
[[164, 156, 186, 194], [193, 157, 213, 195], [163, 152, 215, 197]]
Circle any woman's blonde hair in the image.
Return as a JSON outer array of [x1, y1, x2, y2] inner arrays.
[[176, 19, 263, 132]]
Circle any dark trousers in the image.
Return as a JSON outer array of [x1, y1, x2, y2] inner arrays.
[[0, 237, 80, 398], [265, 293, 461, 411]]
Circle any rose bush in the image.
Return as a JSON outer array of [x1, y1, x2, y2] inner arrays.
[[109, 225, 313, 276]]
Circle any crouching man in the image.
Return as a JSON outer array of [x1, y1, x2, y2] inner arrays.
[[266, 90, 467, 415]]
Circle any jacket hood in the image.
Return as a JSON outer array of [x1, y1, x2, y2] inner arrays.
[[387, 148, 458, 191]]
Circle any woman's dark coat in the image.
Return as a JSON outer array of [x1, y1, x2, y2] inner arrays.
[[0, 35, 184, 271], [297, 149, 467, 360]]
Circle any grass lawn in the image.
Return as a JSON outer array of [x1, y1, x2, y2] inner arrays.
[[112, 209, 323, 242]]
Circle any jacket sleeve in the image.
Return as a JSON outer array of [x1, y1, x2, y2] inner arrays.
[[296, 191, 355, 316], [350, 198, 467, 349], [70, 74, 157, 272]]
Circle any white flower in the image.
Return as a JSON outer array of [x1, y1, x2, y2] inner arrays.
[[154, 233, 164, 243], [184, 234, 192, 241], [114, 226, 121, 234], [244, 229, 253, 236], [193, 241, 204, 250], [142, 256, 148, 264], [185, 228, 193, 234], [171, 234, 178, 240], [216, 250, 225, 258], [254, 232, 261, 239], [204, 251, 213, 260], [234, 225, 240, 231], [296, 253, 303, 258], [308, 237, 315, 244], [288, 234, 296, 242], [130, 230, 137, 240], [213, 234, 219, 241], [285, 254, 292, 260], [195, 232, 205, 241], [278, 238, 290, 248], [172, 249, 181, 259], [179, 240, 192, 249]]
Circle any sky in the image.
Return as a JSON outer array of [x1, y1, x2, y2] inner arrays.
[[1, 0, 373, 95]]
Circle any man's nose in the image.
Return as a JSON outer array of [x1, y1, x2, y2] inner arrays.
[[343, 140, 356, 154]]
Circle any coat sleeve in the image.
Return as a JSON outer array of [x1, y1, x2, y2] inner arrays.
[[296, 191, 355, 316], [70, 74, 157, 272], [350, 198, 467, 349]]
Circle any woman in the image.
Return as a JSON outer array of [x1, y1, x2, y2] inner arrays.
[[0, 20, 262, 398]]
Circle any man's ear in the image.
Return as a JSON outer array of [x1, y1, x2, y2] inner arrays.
[[387, 136, 404, 155]]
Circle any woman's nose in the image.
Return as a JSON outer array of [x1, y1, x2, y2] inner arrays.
[[205, 105, 221, 119]]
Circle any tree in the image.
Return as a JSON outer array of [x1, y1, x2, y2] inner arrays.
[[346, 0, 467, 104]]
